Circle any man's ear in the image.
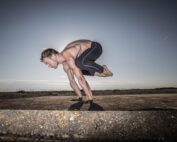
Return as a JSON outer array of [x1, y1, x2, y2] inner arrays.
[[51, 54, 57, 60]]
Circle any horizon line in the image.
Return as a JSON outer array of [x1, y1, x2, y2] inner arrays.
[[1, 87, 177, 93]]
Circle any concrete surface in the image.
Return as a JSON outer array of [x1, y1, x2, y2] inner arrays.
[[0, 110, 177, 142]]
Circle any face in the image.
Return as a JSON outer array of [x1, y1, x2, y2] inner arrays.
[[43, 55, 59, 69]]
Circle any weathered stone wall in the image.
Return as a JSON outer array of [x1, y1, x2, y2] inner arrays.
[[0, 110, 177, 141]]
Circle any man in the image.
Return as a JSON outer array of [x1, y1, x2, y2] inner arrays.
[[40, 39, 113, 104]]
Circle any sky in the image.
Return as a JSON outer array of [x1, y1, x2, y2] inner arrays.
[[0, 0, 177, 92]]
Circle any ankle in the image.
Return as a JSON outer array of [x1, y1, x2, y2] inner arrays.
[[88, 100, 93, 104], [85, 99, 93, 104], [78, 97, 83, 101]]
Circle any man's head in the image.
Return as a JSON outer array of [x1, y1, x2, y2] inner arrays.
[[40, 48, 59, 69]]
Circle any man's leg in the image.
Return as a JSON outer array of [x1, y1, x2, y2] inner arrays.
[[83, 61, 104, 76]]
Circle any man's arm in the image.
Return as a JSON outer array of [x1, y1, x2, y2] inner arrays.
[[72, 66, 93, 100], [65, 69, 82, 98], [66, 57, 93, 101]]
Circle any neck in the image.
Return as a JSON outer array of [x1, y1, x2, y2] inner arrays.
[[57, 53, 66, 64]]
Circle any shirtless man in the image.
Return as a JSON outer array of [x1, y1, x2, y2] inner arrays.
[[40, 39, 113, 104]]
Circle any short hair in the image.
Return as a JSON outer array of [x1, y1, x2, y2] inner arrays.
[[40, 48, 59, 62]]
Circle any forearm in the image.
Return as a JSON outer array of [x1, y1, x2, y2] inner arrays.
[[71, 66, 93, 100], [78, 78, 93, 99], [70, 81, 82, 97]]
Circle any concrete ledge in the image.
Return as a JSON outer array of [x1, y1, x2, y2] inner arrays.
[[0, 110, 177, 141], [0, 93, 177, 110]]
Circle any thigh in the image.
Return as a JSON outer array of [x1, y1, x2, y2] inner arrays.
[[78, 42, 103, 63], [84, 42, 103, 62]]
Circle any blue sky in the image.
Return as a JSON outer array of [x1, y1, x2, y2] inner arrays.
[[0, 0, 177, 91]]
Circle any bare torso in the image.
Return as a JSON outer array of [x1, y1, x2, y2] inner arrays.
[[62, 39, 92, 59], [61, 39, 92, 72]]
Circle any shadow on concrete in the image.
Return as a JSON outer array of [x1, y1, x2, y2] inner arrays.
[[68, 101, 84, 110], [68, 101, 104, 111], [88, 102, 104, 111]]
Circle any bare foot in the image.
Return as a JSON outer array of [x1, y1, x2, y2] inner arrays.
[[94, 65, 113, 77], [102, 65, 113, 76], [94, 72, 105, 77]]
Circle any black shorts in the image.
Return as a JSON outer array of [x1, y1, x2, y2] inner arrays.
[[75, 41, 104, 76]]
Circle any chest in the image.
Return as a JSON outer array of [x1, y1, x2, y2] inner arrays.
[[62, 58, 78, 72]]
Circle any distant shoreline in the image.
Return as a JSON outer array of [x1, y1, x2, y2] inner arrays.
[[2, 87, 177, 93], [0, 87, 177, 99]]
